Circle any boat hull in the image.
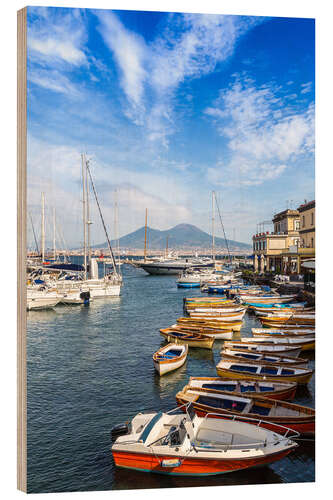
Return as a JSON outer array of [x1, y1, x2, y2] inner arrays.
[[160, 331, 214, 349], [112, 448, 295, 476], [216, 367, 313, 384]]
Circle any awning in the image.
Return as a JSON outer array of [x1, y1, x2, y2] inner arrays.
[[301, 260, 315, 270]]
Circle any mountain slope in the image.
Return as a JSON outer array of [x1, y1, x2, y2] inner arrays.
[[94, 223, 251, 250]]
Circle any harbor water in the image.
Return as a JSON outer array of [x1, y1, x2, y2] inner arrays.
[[27, 264, 315, 493]]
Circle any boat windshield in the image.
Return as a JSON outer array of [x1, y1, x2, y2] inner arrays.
[[139, 412, 163, 443]]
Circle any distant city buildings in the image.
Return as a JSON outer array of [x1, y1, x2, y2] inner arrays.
[[253, 201, 315, 274]]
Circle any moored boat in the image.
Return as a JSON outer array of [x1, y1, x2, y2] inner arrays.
[[186, 316, 243, 331], [216, 360, 314, 384], [252, 328, 315, 337], [176, 389, 315, 435], [184, 376, 297, 400], [220, 348, 308, 368], [153, 343, 188, 376], [169, 324, 233, 340], [111, 405, 299, 475], [232, 336, 315, 351], [160, 328, 214, 349], [223, 341, 302, 358]]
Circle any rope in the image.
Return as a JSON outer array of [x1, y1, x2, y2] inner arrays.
[[85, 160, 118, 275], [214, 192, 232, 266]]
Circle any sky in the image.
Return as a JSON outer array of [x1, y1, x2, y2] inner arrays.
[[26, 6, 315, 249]]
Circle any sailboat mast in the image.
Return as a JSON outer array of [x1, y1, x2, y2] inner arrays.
[[53, 207, 56, 260], [41, 192, 45, 263], [81, 154, 87, 280], [114, 189, 121, 270], [166, 235, 169, 258], [212, 191, 215, 264], [86, 157, 91, 276], [144, 208, 148, 262]]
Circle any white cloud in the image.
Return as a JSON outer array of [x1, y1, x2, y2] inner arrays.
[[205, 77, 314, 186], [28, 8, 88, 67], [300, 82, 313, 94], [95, 11, 147, 118], [28, 69, 82, 96], [95, 12, 264, 147]]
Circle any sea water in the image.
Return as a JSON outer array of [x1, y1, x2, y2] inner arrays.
[[26, 264, 315, 493]]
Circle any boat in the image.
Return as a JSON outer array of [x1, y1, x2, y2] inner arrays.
[[220, 348, 308, 368], [225, 336, 315, 352], [136, 257, 214, 276], [188, 310, 246, 321], [184, 376, 297, 401], [176, 389, 315, 436], [260, 315, 315, 327], [26, 289, 61, 310], [111, 404, 298, 475], [247, 302, 307, 310], [239, 295, 297, 304], [223, 341, 302, 358], [153, 344, 188, 376], [252, 328, 315, 337], [160, 328, 214, 349], [216, 360, 314, 384], [169, 324, 233, 340], [178, 317, 243, 332]]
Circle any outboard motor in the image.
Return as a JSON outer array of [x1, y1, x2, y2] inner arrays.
[[110, 422, 130, 442], [80, 291, 90, 305]]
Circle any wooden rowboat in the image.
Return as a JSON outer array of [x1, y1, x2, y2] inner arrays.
[[153, 343, 188, 376], [185, 317, 243, 331], [160, 328, 214, 349], [229, 336, 315, 351], [176, 388, 315, 435], [223, 341, 302, 358], [252, 328, 315, 337], [189, 311, 246, 321], [185, 376, 298, 401], [178, 317, 240, 331], [220, 348, 308, 368], [216, 360, 314, 384], [170, 324, 233, 340], [260, 316, 315, 327]]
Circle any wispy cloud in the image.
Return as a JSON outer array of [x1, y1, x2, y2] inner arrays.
[[95, 12, 265, 146], [28, 7, 88, 67], [28, 69, 82, 97], [205, 76, 314, 186], [95, 11, 148, 123], [300, 82, 313, 94]]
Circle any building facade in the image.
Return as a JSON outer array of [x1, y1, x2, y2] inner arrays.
[[298, 200, 315, 251], [253, 202, 315, 275]]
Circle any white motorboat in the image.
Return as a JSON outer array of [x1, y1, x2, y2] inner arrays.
[[111, 405, 298, 476]]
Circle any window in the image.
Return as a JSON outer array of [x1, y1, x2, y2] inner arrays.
[[295, 220, 300, 230], [311, 237, 314, 248], [302, 215, 305, 228], [311, 212, 314, 226]]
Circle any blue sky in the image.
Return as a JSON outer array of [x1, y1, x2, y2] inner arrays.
[[26, 7, 315, 248]]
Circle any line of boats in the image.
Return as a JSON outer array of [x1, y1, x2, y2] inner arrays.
[[110, 279, 315, 476]]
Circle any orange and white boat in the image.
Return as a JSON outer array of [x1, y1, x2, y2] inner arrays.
[[111, 405, 298, 476]]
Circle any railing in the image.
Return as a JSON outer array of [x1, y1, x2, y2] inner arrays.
[[201, 411, 300, 440]]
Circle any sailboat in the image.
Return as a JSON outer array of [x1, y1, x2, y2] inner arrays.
[[77, 154, 122, 297]]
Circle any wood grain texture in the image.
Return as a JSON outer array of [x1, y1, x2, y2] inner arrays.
[[17, 6, 27, 493]]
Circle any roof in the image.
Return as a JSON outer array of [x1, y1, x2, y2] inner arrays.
[[298, 200, 315, 212]]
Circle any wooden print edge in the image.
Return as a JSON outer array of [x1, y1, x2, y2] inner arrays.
[[17, 6, 27, 493]]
